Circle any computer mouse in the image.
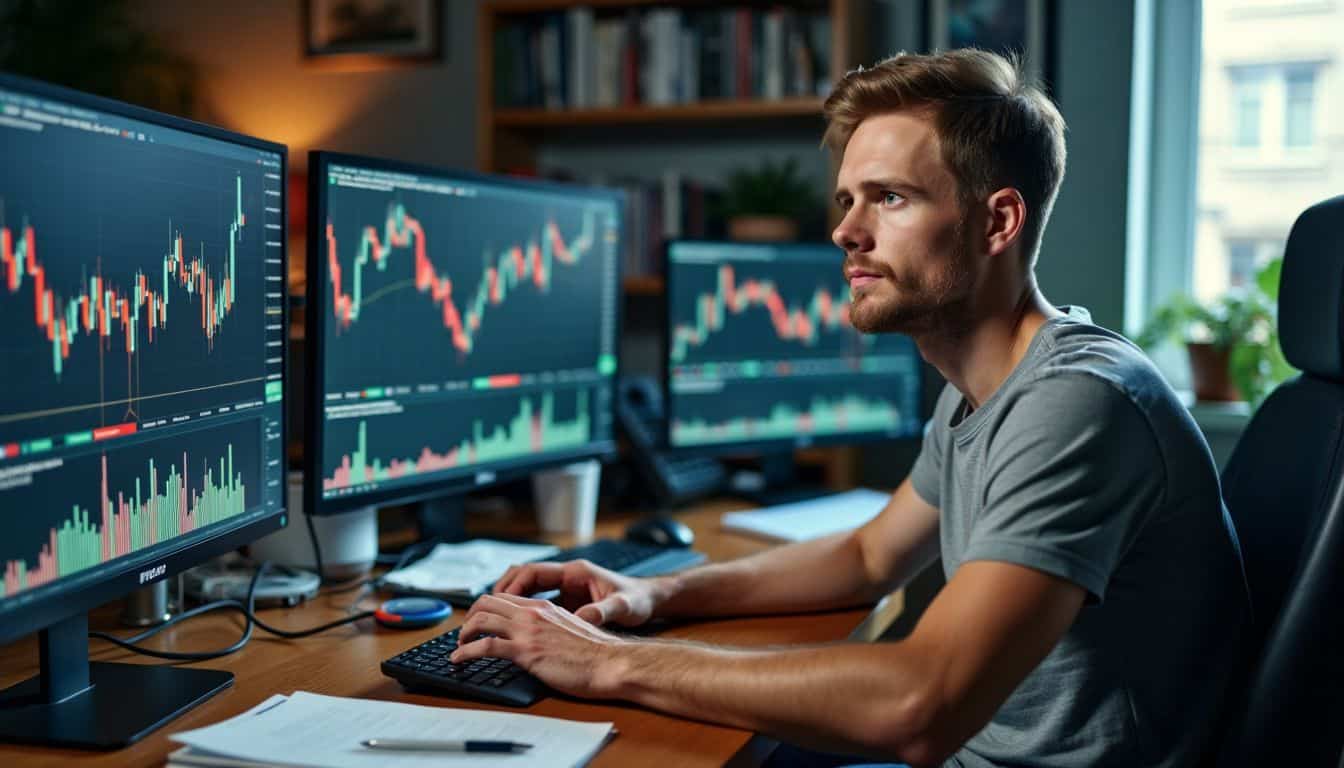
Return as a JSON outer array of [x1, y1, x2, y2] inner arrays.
[[624, 516, 695, 548]]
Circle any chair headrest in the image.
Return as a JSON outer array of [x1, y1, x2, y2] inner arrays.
[[1279, 195, 1344, 381]]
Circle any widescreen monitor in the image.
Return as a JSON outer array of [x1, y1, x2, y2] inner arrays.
[[665, 240, 923, 454], [0, 74, 288, 747], [306, 152, 622, 516]]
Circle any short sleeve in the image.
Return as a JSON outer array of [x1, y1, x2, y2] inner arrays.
[[964, 374, 1163, 602], [908, 382, 958, 508]]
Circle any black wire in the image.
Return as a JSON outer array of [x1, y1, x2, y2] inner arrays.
[[303, 504, 326, 583], [90, 564, 264, 661], [90, 562, 376, 661]]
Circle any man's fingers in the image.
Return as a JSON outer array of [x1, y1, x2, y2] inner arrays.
[[488, 592, 547, 608], [467, 592, 526, 621], [450, 635, 513, 664], [459, 612, 511, 643], [575, 594, 628, 626], [495, 563, 565, 596]]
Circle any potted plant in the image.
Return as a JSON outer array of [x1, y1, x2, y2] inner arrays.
[[1136, 258, 1295, 405], [718, 158, 820, 242]]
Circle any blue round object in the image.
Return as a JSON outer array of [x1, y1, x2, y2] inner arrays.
[[375, 597, 452, 629]]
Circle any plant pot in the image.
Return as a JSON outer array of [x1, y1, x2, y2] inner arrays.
[[728, 215, 798, 242], [1186, 342, 1240, 402]]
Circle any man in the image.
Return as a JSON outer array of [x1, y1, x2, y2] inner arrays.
[[452, 49, 1249, 768]]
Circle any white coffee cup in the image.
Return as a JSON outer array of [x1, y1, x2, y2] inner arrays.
[[531, 459, 601, 539]]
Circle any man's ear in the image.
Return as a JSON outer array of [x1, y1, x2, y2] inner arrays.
[[984, 188, 1026, 259]]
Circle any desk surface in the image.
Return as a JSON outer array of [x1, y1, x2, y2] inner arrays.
[[0, 499, 889, 768]]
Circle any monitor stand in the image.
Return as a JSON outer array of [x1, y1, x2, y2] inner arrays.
[[0, 613, 232, 749], [727, 451, 837, 507]]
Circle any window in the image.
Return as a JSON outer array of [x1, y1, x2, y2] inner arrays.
[[1128, 0, 1339, 392], [1225, 239, 1278, 289], [1230, 69, 1263, 147], [1284, 67, 1316, 148]]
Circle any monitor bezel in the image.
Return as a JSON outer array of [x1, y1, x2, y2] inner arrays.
[[305, 151, 623, 517], [0, 73, 289, 648], [660, 238, 924, 457]]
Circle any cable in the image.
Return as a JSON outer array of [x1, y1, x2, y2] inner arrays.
[[90, 565, 264, 661], [304, 504, 326, 583], [90, 562, 376, 661]]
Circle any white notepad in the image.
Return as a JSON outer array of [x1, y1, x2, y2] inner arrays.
[[380, 539, 560, 599], [720, 488, 891, 542], [170, 691, 614, 768]]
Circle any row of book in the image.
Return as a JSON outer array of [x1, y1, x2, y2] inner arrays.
[[494, 6, 834, 110]]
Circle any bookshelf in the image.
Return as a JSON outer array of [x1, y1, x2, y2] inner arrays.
[[477, 0, 863, 181]]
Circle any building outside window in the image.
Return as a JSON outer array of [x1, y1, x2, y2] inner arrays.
[[1190, 0, 1338, 305], [1284, 66, 1316, 147], [1230, 68, 1264, 147]]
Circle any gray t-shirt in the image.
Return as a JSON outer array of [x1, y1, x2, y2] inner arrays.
[[908, 307, 1249, 768]]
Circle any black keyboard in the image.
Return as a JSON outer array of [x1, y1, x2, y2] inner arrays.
[[381, 627, 545, 707], [537, 538, 704, 575], [381, 539, 705, 706]]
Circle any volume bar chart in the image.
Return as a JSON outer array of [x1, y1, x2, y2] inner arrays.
[[323, 389, 591, 495], [0, 419, 258, 599], [672, 392, 906, 446]]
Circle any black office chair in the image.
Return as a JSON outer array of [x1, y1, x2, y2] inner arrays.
[[1215, 195, 1344, 767]]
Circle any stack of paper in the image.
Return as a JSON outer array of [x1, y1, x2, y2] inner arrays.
[[169, 691, 615, 768], [380, 540, 560, 602], [720, 488, 891, 542]]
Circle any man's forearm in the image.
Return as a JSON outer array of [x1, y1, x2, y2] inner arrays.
[[652, 531, 884, 620], [604, 639, 935, 762]]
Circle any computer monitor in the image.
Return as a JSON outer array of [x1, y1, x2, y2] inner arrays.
[[664, 240, 923, 457], [0, 74, 288, 748], [305, 153, 621, 518]]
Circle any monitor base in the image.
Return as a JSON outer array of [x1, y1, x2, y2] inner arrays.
[[726, 452, 835, 506], [0, 615, 233, 750]]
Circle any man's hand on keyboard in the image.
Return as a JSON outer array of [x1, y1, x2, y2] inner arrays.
[[452, 593, 626, 699], [493, 559, 668, 627]]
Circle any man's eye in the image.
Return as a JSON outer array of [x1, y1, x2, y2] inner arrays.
[[882, 191, 904, 206]]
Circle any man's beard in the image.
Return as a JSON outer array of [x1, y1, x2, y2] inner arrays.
[[846, 236, 975, 336]]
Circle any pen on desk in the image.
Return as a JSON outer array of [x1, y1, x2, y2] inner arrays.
[[361, 738, 533, 753]]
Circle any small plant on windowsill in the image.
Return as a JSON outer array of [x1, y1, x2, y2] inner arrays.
[[1135, 258, 1296, 407]]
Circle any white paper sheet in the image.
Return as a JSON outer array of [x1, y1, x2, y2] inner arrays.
[[381, 540, 560, 597], [720, 488, 891, 542], [171, 691, 613, 768]]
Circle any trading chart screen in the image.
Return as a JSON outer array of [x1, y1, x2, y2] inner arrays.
[[666, 241, 922, 451], [0, 80, 286, 607], [310, 155, 621, 511]]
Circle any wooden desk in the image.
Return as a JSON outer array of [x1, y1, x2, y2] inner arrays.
[[0, 499, 892, 767]]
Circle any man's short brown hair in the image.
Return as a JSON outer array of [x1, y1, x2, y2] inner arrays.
[[823, 49, 1066, 267]]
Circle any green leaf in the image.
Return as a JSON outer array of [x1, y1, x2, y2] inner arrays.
[[1256, 256, 1283, 302]]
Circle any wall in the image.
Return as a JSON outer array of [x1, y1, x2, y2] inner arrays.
[[1035, 0, 1135, 332], [132, 0, 479, 172]]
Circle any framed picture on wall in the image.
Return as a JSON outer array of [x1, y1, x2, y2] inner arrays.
[[925, 0, 1055, 93], [303, 0, 443, 70]]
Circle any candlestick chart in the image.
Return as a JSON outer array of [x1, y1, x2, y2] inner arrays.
[[666, 242, 923, 449], [320, 173, 621, 394], [0, 137, 271, 447]]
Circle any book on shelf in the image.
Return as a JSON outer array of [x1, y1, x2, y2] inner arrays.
[[493, 5, 833, 111]]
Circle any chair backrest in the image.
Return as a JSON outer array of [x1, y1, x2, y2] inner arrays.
[[1216, 195, 1344, 766]]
